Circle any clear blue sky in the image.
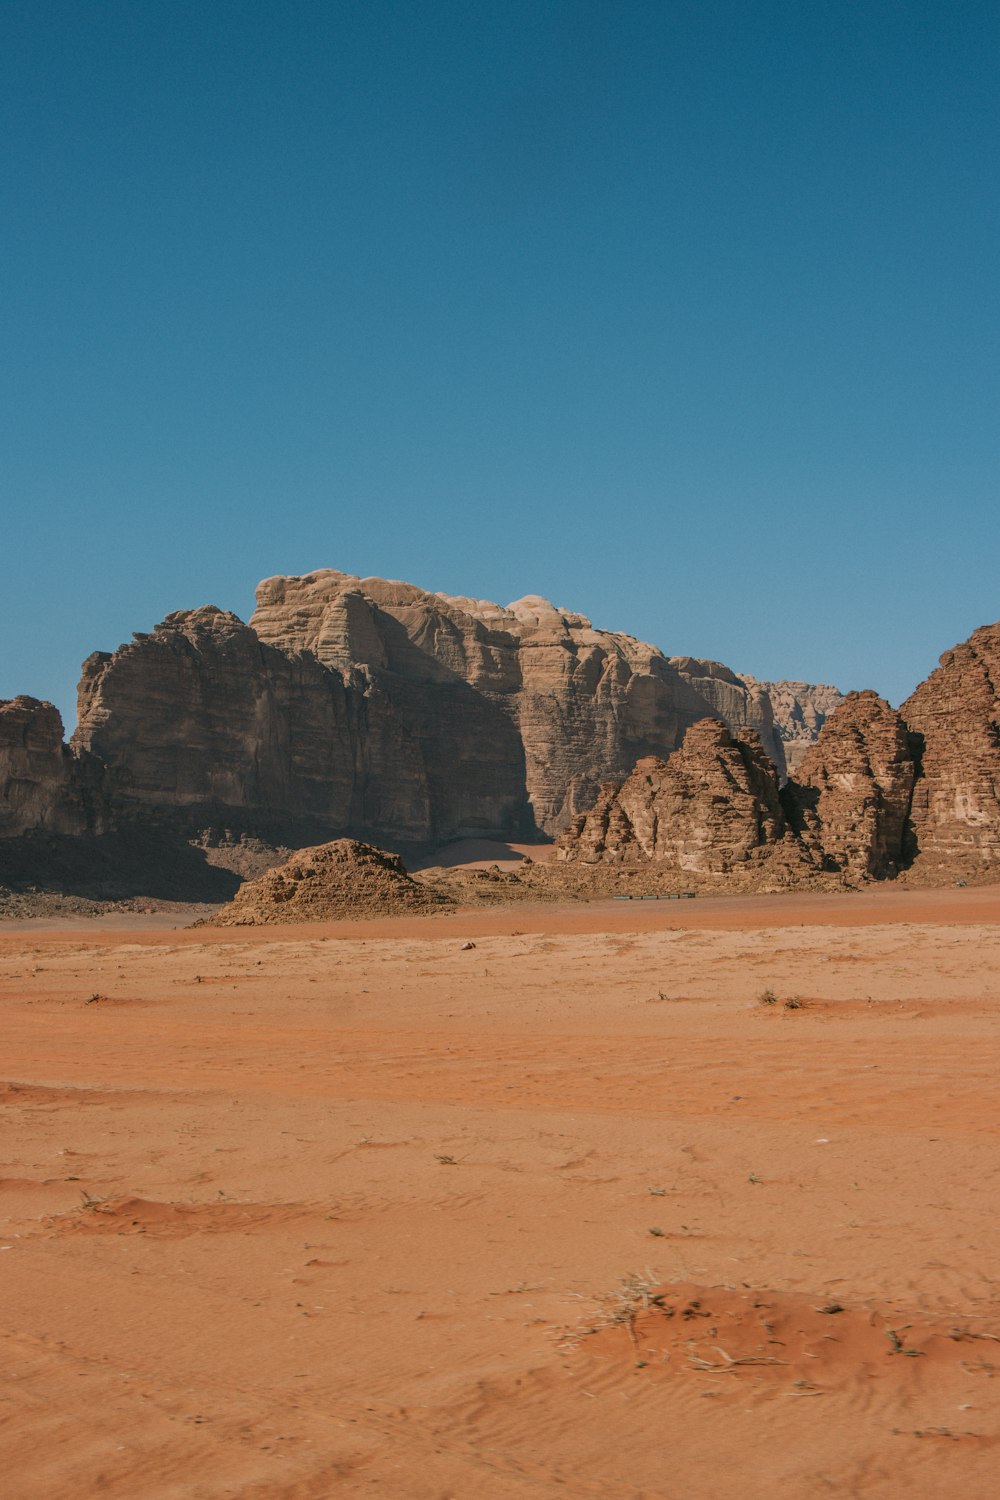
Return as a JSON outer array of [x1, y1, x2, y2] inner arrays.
[[2, 0, 997, 729]]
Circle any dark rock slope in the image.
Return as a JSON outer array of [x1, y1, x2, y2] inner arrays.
[[61, 568, 792, 845], [900, 622, 1000, 874], [5, 571, 1000, 887]]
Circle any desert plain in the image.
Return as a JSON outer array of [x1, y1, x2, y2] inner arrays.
[[2, 883, 999, 1498]]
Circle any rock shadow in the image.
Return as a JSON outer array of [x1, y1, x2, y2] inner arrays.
[[0, 829, 243, 903]]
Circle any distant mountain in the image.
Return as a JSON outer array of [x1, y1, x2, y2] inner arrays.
[[4, 568, 998, 890]]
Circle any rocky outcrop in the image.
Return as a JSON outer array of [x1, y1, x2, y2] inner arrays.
[[782, 692, 916, 879], [251, 569, 785, 833], [72, 601, 531, 844], [555, 718, 798, 876], [745, 679, 845, 774], [12, 566, 1000, 892], [73, 607, 363, 837], [1, 569, 833, 858], [901, 622, 1000, 872], [557, 694, 918, 885], [208, 839, 450, 924], [673, 660, 787, 778], [0, 698, 100, 838]]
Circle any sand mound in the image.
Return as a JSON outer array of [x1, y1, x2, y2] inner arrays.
[[207, 839, 451, 925]]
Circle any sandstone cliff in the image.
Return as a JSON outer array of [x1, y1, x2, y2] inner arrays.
[[73, 607, 364, 836], [743, 678, 845, 774], [9, 569, 798, 853], [251, 569, 786, 832], [0, 697, 98, 838], [901, 622, 1000, 873], [72, 600, 532, 844], [672, 660, 787, 778], [9, 568, 1000, 893], [782, 691, 916, 879], [555, 718, 799, 877]]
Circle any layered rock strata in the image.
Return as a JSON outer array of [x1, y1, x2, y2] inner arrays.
[[250, 569, 787, 831], [901, 622, 1000, 872], [782, 692, 916, 879], [72, 601, 531, 843], [0, 697, 99, 838], [672, 660, 787, 778], [8, 566, 1000, 889], [555, 718, 800, 876], [73, 607, 363, 836], [26, 569, 798, 849], [557, 693, 920, 885], [748, 680, 845, 774]]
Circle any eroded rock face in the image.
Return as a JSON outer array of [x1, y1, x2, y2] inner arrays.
[[251, 570, 785, 833], [673, 660, 787, 778], [745, 680, 845, 775], [72, 601, 531, 843], [555, 718, 792, 875], [12, 576, 1000, 887], [783, 691, 916, 879], [73, 607, 363, 836], [901, 622, 1000, 872], [0, 697, 97, 838]]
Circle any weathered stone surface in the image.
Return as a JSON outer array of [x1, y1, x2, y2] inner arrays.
[[901, 622, 1000, 873], [72, 600, 531, 844], [251, 570, 785, 833], [208, 839, 450, 925], [11, 574, 1000, 893], [50, 569, 838, 851], [555, 718, 794, 876], [783, 691, 916, 879], [673, 660, 787, 778], [752, 680, 846, 774], [73, 607, 363, 836], [0, 697, 97, 838]]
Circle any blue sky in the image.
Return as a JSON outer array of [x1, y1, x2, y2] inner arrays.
[[2, 0, 997, 728]]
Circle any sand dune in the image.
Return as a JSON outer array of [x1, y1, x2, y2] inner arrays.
[[1, 887, 998, 1496]]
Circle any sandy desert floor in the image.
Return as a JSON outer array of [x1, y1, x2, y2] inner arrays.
[[1, 885, 999, 1498]]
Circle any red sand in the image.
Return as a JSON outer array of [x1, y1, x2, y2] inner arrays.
[[1, 884, 999, 1497]]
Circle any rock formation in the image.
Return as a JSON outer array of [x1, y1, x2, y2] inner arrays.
[[782, 691, 916, 879], [208, 839, 450, 924], [901, 622, 1000, 873], [71, 600, 531, 844], [49, 568, 797, 849], [73, 606, 382, 838], [8, 563, 999, 893], [555, 718, 797, 876], [0, 697, 99, 838], [557, 694, 920, 885], [250, 569, 787, 831], [745, 679, 845, 774], [672, 660, 787, 778]]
